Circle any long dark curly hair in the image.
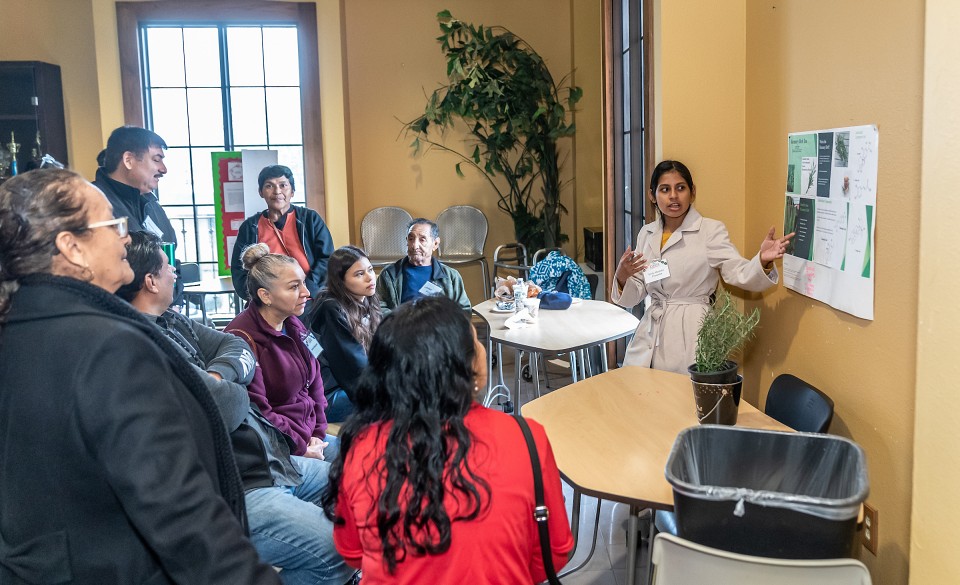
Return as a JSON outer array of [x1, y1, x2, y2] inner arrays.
[[321, 295, 489, 573]]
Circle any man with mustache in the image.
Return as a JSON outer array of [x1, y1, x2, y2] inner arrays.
[[94, 126, 183, 303], [376, 217, 471, 316]]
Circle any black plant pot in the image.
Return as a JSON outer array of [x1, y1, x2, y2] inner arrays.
[[691, 375, 743, 425], [687, 360, 739, 385]]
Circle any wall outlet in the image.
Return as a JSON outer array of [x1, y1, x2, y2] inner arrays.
[[862, 502, 879, 555]]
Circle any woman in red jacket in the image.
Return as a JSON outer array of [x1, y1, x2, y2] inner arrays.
[[226, 243, 331, 460], [322, 296, 573, 583]]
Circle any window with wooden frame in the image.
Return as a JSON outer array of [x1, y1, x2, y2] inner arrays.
[[604, 0, 654, 360], [116, 1, 324, 282]]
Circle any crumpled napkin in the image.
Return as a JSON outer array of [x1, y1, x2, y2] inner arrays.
[[504, 308, 537, 329]]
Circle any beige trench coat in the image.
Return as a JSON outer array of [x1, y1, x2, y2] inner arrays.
[[610, 207, 778, 374]]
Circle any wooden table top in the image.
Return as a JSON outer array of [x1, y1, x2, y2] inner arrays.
[[184, 276, 235, 294], [520, 366, 792, 510], [472, 298, 640, 353]]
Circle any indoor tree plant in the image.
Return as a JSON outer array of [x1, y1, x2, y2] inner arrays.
[[404, 10, 582, 252], [688, 290, 760, 424]]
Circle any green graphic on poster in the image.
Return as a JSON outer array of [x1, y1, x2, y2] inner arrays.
[[787, 133, 817, 194]]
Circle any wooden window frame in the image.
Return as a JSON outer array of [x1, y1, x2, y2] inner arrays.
[[115, 0, 326, 213]]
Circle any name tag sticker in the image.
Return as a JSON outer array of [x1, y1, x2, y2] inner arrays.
[[143, 215, 164, 237], [643, 259, 670, 284], [419, 280, 444, 296], [301, 332, 323, 359]]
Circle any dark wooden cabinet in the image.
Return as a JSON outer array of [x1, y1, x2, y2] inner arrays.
[[0, 61, 68, 176]]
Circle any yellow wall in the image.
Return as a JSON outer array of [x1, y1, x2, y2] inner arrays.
[[341, 0, 601, 299], [0, 0, 102, 178], [658, 0, 747, 247], [910, 0, 960, 582], [742, 1, 923, 582]]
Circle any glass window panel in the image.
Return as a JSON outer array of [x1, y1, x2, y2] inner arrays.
[[165, 208, 197, 262], [195, 205, 218, 262], [274, 145, 305, 203], [230, 87, 268, 145], [266, 87, 302, 145], [622, 55, 631, 125], [622, 0, 632, 49], [186, 88, 225, 146], [149, 88, 189, 146], [183, 28, 221, 88], [227, 27, 265, 86], [263, 27, 300, 86], [146, 28, 185, 87], [156, 147, 193, 206], [190, 147, 221, 205]]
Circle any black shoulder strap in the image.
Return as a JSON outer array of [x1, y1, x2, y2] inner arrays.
[[513, 415, 562, 585]]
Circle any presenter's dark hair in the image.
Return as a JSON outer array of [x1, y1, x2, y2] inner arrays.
[[257, 165, 296, 192], [649, 160, 696, 195], [100, 126, 167, 172], [116, 231, 164, 302], [321, 295, 489, 573]]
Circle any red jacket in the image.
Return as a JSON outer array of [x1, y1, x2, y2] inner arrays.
[[334, 404, 573, 583], [226, 305, 327, 455]]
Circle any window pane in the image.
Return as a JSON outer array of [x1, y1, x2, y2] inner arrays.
[[195, 205, 218, 262], [266, 87, 302, 145], [186, 88, 225, 146], [230, 87, 268, 145], [227, 27, 264, 86], [149, 88, 189, 146], [158, 147, 193, 206], [275, 145, 305, 203], [165, 208, 197, 262], [263, 27, 300, 86], [146, 28, 185, 87], [622, 54, 631, 125], [623, 139, 632, 206], [190, 147, 221, 205], [183, 28, 221, 88]]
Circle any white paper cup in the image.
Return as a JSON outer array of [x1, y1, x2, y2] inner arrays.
[[523, 297, 541, 318]]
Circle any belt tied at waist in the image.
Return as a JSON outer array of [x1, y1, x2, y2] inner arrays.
[[647, 295, 711, 346]]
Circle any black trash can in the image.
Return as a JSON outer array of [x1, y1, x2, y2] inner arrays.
[[665, 425, 869, 559]]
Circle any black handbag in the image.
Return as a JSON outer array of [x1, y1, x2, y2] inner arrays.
[[512, 415, 563, 585]]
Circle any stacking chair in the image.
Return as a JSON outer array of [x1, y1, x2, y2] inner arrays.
[[435, 205, 490, 299], [180, 262, 203, 319], [360, 206, 413, 268], [765, 373, 835, 433], [651, 533, 872, 585], [492, 242, 530, 292]]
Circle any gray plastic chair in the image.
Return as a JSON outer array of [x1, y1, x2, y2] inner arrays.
[[360, 206, 413, 268], [436, 205, 489, 299], [652, 533, 872, 585]]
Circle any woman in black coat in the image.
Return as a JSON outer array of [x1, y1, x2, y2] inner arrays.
[[0, 170, 278, 584], [308, 246, 381, 422]]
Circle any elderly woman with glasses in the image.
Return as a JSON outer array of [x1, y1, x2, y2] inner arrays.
[[0, 169, 277, 584]]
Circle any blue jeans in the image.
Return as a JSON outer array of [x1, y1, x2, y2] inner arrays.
[[245, 456, 354, 585], [325, 389, 355, 423]]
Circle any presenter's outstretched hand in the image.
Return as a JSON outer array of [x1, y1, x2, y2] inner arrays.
[[615, 246, 648, 289], [759, 227, 795, 268]]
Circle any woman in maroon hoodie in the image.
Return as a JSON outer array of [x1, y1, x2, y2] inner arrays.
[[226, 243, 332, 460]]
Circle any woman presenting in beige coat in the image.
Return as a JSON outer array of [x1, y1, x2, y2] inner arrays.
[[610, 160, 794, 374]]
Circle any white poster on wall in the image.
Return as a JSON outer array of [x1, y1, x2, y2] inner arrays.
[[781, 124, 878, 320]]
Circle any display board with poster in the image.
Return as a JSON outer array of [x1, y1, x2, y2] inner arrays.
[[782, 124, 878, 320], [212, 151, 243, 276]]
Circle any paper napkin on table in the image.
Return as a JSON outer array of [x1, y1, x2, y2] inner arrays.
[[504, 308, 536, 329]]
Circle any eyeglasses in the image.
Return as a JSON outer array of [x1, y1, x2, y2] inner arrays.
[[86, 216, 129, 238]]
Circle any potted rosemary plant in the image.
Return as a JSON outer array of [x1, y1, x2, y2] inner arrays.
[[688, 290, 760, 424]]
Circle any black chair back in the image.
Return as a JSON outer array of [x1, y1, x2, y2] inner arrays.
[[764, 374, 835, 433]]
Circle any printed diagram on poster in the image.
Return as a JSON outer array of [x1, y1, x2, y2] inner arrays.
[[782, 124, 877, 320]]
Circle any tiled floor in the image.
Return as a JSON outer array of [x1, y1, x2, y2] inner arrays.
[[478, 337, 651, 585]]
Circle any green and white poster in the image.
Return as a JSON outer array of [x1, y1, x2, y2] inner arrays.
[[782, 124, 877, 320]]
